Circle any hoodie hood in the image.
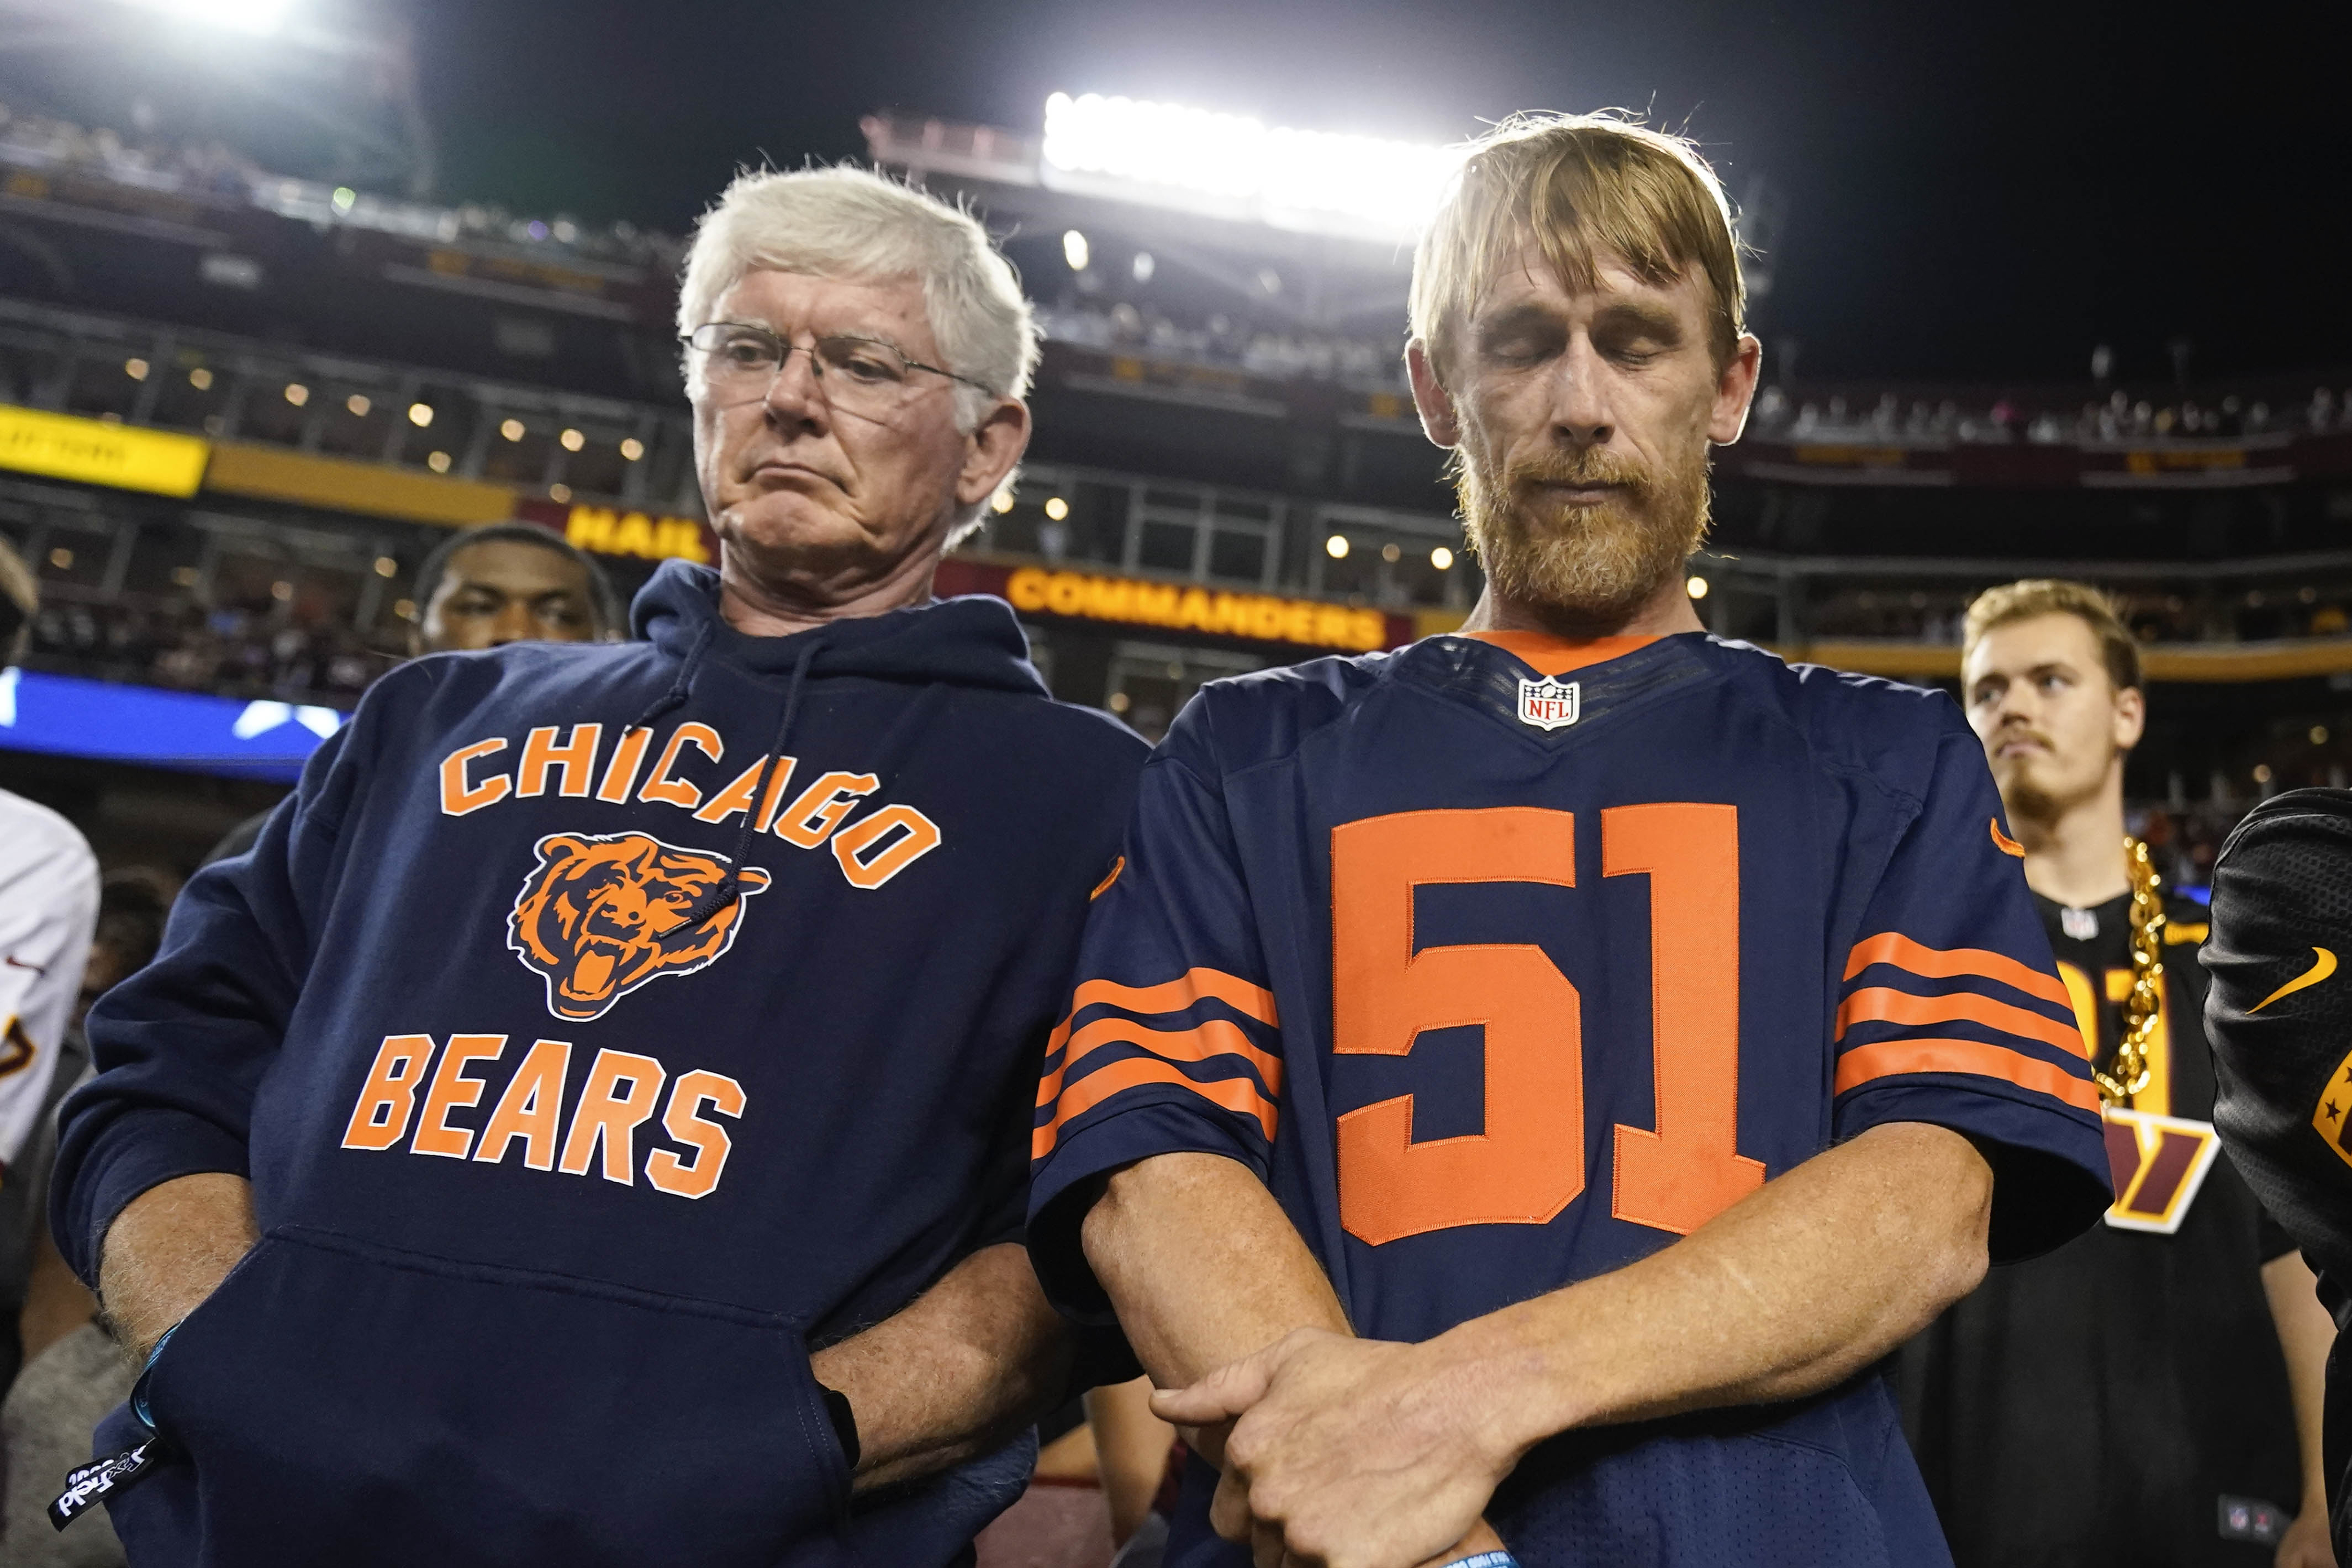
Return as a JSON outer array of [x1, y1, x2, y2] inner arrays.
[[633, 559, 1049, 696]]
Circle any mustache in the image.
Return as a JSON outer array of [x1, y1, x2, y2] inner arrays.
[[1504, 447, 1656, 500], [1994, 726, 2057, 752]]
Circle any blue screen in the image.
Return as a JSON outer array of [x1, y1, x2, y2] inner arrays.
[[0, 667, 345, 783]]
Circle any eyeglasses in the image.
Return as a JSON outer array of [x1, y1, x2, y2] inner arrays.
[[682, 322, 992, 416]]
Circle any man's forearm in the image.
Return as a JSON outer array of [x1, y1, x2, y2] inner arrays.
[[1082, 1151, 1350, 1388], [96, 1171, 258, 1360], [808, 1242, 1072, 1492], [2262, 1250, 2336, 1519], [1086, 1153, 1511, 1565], [1444, 1121, 1992, 1455]]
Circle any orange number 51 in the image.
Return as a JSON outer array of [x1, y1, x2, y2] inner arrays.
[[1331, 804, 1762, 1246]]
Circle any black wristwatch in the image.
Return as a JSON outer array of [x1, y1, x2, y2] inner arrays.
[[818, 1384, 859, 1469]]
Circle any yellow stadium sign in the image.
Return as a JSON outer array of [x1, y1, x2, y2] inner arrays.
[[1005, 566, 1391, 652], [561, 505, 714, 564], [0, 405, 208, 497]]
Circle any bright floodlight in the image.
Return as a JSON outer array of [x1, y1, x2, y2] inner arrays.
[[1062, 230, 1090, 271], [119, 0, 294, 34], [1042, 92, 1457, 243]]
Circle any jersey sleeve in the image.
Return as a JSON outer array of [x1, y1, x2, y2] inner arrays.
[[1026, 739, 1283, 1322], [1832, 727, 2112, 1262]]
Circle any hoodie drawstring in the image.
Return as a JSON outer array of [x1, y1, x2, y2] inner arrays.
[[629, 618, 716, 733], [684, 633, 824, 929]]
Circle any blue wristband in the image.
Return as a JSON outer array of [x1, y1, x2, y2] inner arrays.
[[1449, 1554, 1519, 1568], [128, 1322, 179, 1430]]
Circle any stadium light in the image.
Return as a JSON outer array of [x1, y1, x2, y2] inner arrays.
[[118, 0, 295, 35], [1687, 576, 1710, 599], [1430, 546, 1454, 571], [1042, 92, 1457, 243], [1325, 534, 1350, 560], [1062, 230, 1090, 271]]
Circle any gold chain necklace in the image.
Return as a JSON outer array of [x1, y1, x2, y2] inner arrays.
[[2092, 835, 2167, 1107]]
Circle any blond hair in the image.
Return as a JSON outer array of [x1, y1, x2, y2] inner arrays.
[[1963, 579, 2143, 693], [1409, 111, 1745, 380]]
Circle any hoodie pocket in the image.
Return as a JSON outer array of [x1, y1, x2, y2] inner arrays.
[[132, 1225, 851, 1568]]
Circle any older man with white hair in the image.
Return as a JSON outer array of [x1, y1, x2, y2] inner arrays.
[[50, 167, 1147, 1568]]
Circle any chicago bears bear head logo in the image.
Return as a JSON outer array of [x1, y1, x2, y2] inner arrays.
[[508, 832, 771, 1021]]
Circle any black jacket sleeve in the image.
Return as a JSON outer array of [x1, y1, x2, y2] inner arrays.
[[2202, 787, 2352, 1563], [2204, 787, 2352, 1289], [48, 670, 407, 1286]]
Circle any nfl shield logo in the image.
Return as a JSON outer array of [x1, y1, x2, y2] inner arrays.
[[1517, 678, 1581, 730]]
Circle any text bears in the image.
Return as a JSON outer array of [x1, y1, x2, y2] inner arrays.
[[340, 1032, 744, 1200]]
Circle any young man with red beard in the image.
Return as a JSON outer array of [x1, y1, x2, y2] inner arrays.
[[1024, 113, 2115, 1568]]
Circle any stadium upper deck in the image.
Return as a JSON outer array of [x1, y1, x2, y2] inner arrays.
[[0, 91, 2347, 821]]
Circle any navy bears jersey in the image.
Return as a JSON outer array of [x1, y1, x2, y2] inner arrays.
[[1028, 630, 2114, 1568]]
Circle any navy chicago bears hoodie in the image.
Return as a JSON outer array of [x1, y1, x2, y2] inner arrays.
[[54, 560, 1147, 1568]]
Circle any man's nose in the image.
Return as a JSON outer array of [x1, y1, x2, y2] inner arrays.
[[761, 343, 827, 429], [1547, 335, 1615, 447], [486, 602, 538, 646]]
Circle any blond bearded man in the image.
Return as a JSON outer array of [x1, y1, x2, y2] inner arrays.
[[1023, 114, 2113, 1568], [1898, 582, 2338, 1568]]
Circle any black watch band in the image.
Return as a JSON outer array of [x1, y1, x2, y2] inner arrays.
[[818, 1384, 859, 1470]]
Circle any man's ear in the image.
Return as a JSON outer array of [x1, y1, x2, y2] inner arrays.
[[955, 397, 1033, 509], [1707, 333, 1765, 445], [2114, 684, 2147, 752], [1406, 340, 1461, 450]]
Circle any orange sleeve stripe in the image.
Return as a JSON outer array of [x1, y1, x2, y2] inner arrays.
[[1032, 1056, 1278, 1159], [1038, 1016, 1283, 1109], [1066, 968, 1279, 1029], [1835, 1035, 2101, 1115], [1836, 985, 2088, 1058], [1843, 931, 2072, 1011]]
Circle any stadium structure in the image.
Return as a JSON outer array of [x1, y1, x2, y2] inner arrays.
[[0, 43, 2347, 891]]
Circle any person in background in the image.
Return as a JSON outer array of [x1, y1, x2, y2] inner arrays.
[[201, 523, 620, 868], [2, 870, 175, 1568], [404, 522, 624, 656], [1899, 580, 2336, 1568], [53, 164, 1146, 1567], [0, 539, 101, 1395], [2202, 788, 2352, 1565]]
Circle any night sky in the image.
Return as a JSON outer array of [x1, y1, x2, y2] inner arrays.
[[418, 0, 2341, 387]]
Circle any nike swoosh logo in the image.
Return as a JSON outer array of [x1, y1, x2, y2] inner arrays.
[[2252, 946, 2337, 1013], [1989, 818, 2025, 858], [1, 955, 41, 974]]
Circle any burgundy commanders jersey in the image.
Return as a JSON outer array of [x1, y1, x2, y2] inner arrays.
[[1028, 629, 2115, 1568]]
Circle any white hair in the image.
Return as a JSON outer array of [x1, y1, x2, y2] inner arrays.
[[677, 165, 1038, 432]]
